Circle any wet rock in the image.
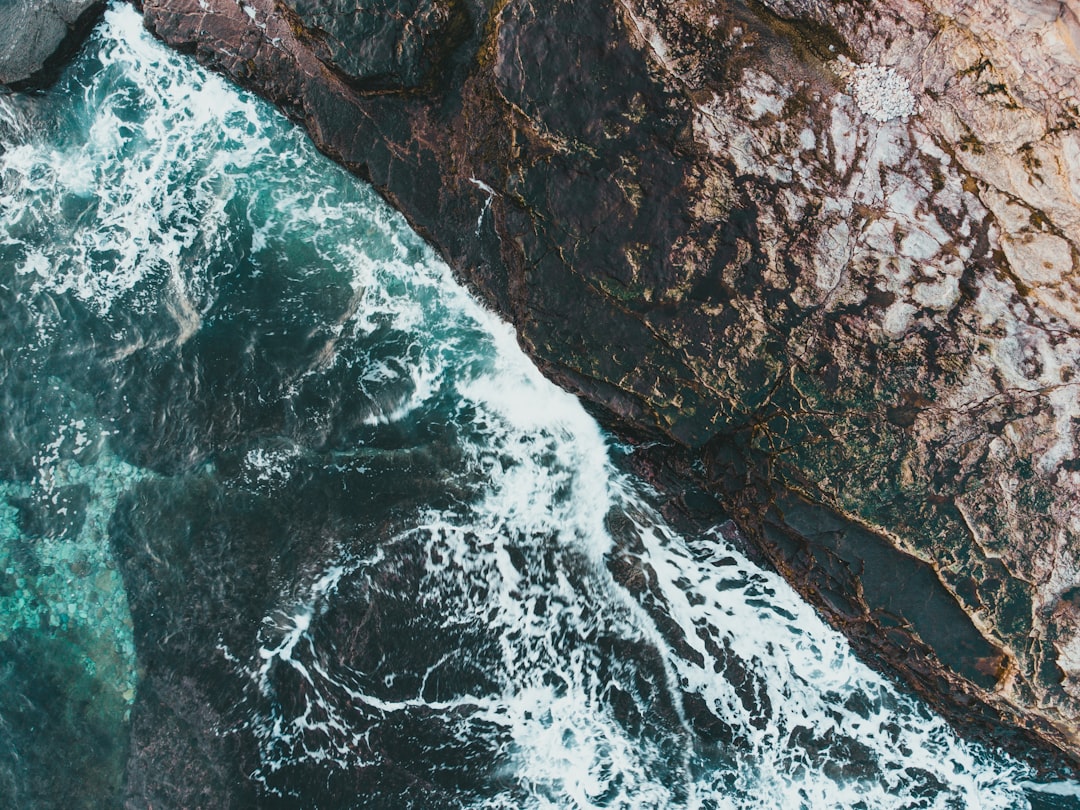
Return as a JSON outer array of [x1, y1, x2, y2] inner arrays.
[[138, 0, 1080, 774], [0, 0, 104, 88], [280, 0, 467, 90]]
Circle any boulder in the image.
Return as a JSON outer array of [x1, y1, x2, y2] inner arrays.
[[0, 0, 103, 88]]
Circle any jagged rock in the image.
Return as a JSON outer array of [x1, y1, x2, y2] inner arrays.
[[136, 0, 1080, 772], [737, 0, 1080, 760], [0, 0, 103, 88]]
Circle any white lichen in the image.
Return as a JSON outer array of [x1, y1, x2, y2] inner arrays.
[[834, 56, 917, 123]]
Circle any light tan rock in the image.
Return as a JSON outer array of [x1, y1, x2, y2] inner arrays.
[[644, 0, 1080, 762]]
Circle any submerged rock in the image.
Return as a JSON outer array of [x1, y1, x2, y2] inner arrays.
[[0, 0, 103, 88], [137, 0, 1080, 772]]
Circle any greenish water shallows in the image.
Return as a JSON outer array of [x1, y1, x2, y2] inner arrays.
[[0, 6, 1076, 809]]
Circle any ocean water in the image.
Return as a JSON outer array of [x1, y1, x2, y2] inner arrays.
[[0, 5, 1076, 808]]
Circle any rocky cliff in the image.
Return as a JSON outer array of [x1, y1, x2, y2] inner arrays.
[[127, 0, 1080, 772]]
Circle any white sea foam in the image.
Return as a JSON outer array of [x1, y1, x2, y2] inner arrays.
[[241, 445, 299, 490], [228, 231, 1038, 805], [0, 5, 280, 328]]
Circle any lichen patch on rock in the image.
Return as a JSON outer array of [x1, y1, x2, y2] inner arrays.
[[834, 56, 917, 123]]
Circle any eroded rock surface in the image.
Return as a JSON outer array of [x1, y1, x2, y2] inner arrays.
[[135, 0, 1080, 770], [710, 0, 1080, 759]]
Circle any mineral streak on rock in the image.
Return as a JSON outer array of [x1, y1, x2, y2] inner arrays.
[[136, 0, 1080, 774]]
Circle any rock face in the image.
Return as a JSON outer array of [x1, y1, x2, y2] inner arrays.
[[0, 0, 104, 88], [278, 0, 467, 89], [136, 0, 1080, 771]]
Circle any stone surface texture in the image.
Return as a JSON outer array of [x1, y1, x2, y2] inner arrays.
[[134, 0, 1080, 774], [278, 0, 466, 88], [0, 0, 103, 87]]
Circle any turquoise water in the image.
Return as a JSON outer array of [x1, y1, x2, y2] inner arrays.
[[0, 6, 1076, 808]]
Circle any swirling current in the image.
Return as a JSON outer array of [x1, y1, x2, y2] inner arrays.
[[0, 6, 1078, 808]]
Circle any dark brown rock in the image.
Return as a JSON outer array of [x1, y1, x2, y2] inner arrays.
[[280, 0, 468, 90]]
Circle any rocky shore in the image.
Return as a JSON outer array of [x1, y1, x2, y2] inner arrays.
[[10, 0, 1080, 782], [132, 0, 1080, 773]]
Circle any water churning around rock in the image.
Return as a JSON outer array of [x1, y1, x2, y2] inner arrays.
[[0, 6, 1076, 808]]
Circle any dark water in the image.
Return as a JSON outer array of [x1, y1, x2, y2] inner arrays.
[[0, 6, 1077, 808]]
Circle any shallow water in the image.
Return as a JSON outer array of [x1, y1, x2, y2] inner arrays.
[[0, 6, 1076, 808]]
